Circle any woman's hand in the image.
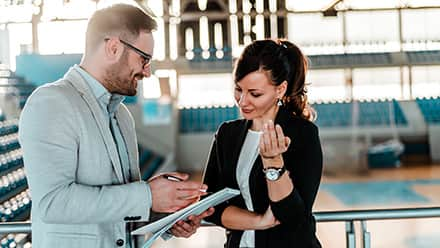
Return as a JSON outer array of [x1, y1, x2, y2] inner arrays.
[[259, 120, 291, 166], [255, 206, 280, 230]]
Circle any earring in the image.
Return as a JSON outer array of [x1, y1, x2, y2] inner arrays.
[[277, 98, 283, 106]]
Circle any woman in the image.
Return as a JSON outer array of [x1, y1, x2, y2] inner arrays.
[[203, 39, 323, 248]]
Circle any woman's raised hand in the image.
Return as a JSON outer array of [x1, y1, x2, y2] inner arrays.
[[259, 120, 291, 164]]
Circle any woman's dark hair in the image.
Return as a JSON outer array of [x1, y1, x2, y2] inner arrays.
[[233, 39, 314, 121]]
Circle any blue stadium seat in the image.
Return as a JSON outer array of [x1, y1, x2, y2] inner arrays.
[[179, 106, 239, 133], [138, 145, 165, 180], [313, 100, 407, 127], [407, 50, 440, 64], [141, 156, 164, 180], [416, 97, 440, 123]]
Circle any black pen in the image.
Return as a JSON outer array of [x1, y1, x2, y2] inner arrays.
[[163, 174, 207, 193]]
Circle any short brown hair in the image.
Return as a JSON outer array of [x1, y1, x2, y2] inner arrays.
[[85, 4, 157, 52]]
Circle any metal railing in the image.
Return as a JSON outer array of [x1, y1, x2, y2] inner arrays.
[[1, 207, 440, 248], [314, 207, 440, 248], [0, 222, 31, 234]]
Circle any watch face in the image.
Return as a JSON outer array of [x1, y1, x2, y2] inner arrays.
[[266, 168, 279, 181]]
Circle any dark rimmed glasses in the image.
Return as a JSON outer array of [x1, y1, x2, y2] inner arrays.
[[105, 38, 152, 68]]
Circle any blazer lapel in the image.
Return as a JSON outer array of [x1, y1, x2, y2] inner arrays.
[[229, 119, 252, 189], [115, 108, 140, 181], [64, 68, 125, 183]]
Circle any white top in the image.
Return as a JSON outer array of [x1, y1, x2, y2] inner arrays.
[[236, 129, 262, 248]]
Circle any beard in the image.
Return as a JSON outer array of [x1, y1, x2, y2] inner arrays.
[[103, 52, 139, 96]]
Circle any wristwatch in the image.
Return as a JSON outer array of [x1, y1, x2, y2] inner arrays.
[[263, 167, 286, 181]]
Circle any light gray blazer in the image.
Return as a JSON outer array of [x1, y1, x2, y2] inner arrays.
[[19, 68, 151, 248]]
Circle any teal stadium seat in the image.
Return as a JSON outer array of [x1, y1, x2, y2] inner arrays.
[[313, 100, 407, 127], [179, 106, 239, 133], [416, 97, 440, 123]]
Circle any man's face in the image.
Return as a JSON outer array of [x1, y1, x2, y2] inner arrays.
[[105, 32, 154, 96]]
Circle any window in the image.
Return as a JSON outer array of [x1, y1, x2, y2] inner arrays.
[[411, 66, 440, 98], [178, 73, 235, 108], [352, 67, 401, 100], [307, 69, 347, 102]]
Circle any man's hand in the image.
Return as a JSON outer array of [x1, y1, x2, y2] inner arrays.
[[148, 172, 208, 213], [169, 207, 215, 238]]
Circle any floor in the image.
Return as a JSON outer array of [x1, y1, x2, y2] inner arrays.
[[145, 165, 440, 248]]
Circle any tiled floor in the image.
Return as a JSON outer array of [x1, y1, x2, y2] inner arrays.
[[146, 165, 440, 248]]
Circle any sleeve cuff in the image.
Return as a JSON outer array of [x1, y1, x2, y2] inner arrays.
[[270, 188, 305, 223], [143, 181, 152, 220], [128, 181, 152, 221]]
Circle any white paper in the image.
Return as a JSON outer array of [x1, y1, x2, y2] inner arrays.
[[132, 188, 240, 247]]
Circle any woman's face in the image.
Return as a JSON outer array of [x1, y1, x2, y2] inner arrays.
[[234, 71, 283, 121]]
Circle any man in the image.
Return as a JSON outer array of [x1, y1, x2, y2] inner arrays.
[[18, 4, 212, 248]]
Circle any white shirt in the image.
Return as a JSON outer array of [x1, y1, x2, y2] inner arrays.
[[236, 129, 262, 248]]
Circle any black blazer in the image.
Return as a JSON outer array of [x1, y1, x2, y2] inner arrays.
[[204, 107, 323, 248]]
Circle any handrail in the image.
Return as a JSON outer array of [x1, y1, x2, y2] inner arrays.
[[313, 207, 440, 248], [1, 207, 440, 247], [0, 221, 31, 234], [314, 206, 440, 222]]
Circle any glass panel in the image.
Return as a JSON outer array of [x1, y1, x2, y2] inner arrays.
[[42, 0, 96, 21], [307, 69, 347, 102], [287, 13, 344, 55], [352, 67, 401, 100], [39, 20, 87, 54], [411, 66, 440, 98], [343, 0, 401, 9], [6, 23, 32, 71], [345, 10, 400, 53], [0, 4, 33, 23], [402, 9, 440, 51], [285, 0, 330, 11], [178, 73, 235, 108]]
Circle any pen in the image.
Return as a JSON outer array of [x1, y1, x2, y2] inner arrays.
[[163, 174, 208, 193], [163, 174, 183, 182]]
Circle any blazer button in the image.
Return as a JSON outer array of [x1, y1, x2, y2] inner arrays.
[[116, 239, 124, 246]]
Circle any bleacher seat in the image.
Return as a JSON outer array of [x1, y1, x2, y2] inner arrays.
[[416, 97, 440, 123], [312, 100, 407, 127], [0, 64, 36, 109], [179, 106, 239, 133], [138, 145, 165, 180], [309, 53, 392, 68], [141, 156, 164, 180], [0, 116, 31, 248], [179, 101, 408, 132], [407, 50, 440, 64]]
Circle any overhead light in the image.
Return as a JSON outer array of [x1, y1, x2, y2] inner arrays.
[[169, 18, 178, 60], [185, 28, 194, 60], [198, 0, 207, 11], [256, 0, 264, 13], [268, 0, 277, 13], [255, 15, 264, 40], [171, 0, 180, 16], [229, 0, 237, 13], [199, 16, 210, 59]]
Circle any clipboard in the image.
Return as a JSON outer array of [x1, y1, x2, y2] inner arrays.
[[132, 187, 240, 247]]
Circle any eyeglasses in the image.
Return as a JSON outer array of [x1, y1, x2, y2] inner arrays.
[[105, 38, 152, 68]]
